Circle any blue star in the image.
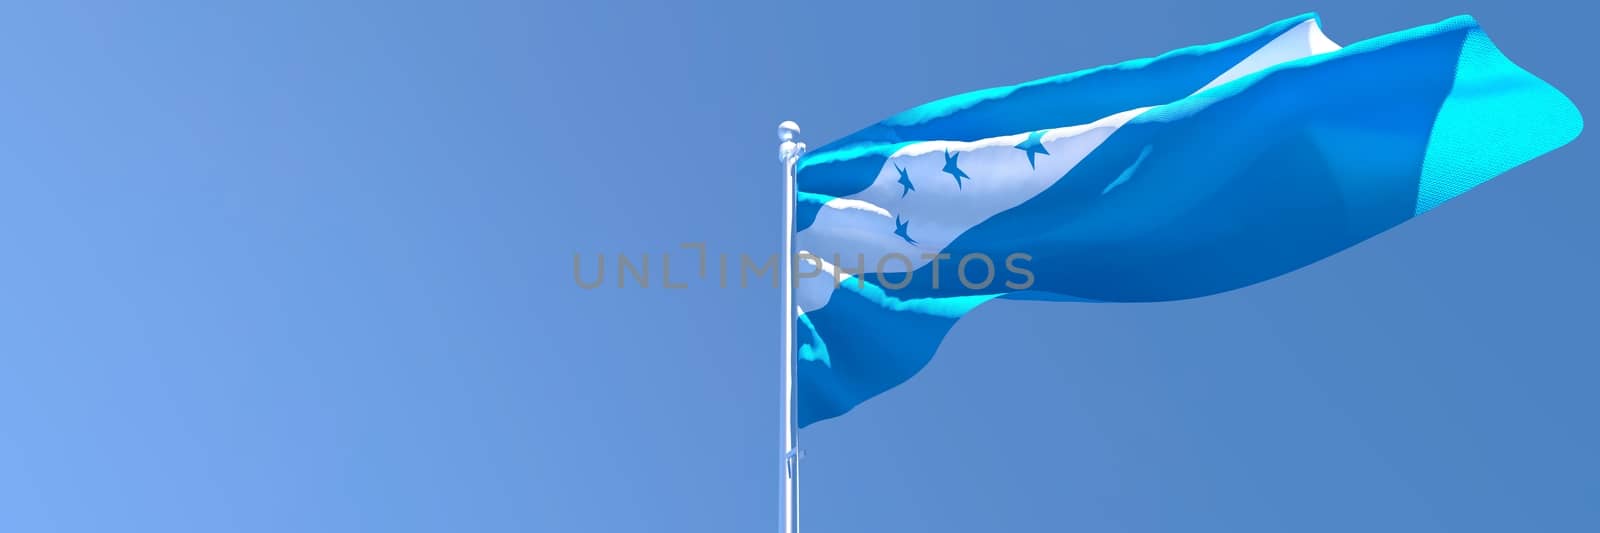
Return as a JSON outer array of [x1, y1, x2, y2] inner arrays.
[[942, 149, 970, 188], [894, 164, 915, 197], [1014, 130, 1050, 169], [893, 215, 918, 245]]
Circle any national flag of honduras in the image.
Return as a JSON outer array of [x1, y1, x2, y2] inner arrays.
[[793, 13, 1581, 427]]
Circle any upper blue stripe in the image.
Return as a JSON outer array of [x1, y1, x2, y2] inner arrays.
[[795, 12, 1321, 199]]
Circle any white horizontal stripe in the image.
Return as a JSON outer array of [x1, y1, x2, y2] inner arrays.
[[798, 107, 1145, 280]]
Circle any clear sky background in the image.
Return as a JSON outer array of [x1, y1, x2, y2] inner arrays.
[[0, 1, 1594, 532]]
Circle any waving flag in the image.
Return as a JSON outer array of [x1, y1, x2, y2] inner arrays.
[[793, 13, 1581, 427]]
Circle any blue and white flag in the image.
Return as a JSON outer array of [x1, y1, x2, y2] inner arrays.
[[794, 13, 1581, 427]]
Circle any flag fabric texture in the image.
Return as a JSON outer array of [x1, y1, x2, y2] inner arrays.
[[793, 13, 1582, 427]]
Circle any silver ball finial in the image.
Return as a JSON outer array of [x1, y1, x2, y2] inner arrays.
[[778, 120, 805, 165]]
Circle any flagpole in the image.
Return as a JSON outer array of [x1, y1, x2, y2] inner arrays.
[[778, 120, 805, 533]]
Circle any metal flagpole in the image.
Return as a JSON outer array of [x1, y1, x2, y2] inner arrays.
[[778, 121, 805, 533]]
